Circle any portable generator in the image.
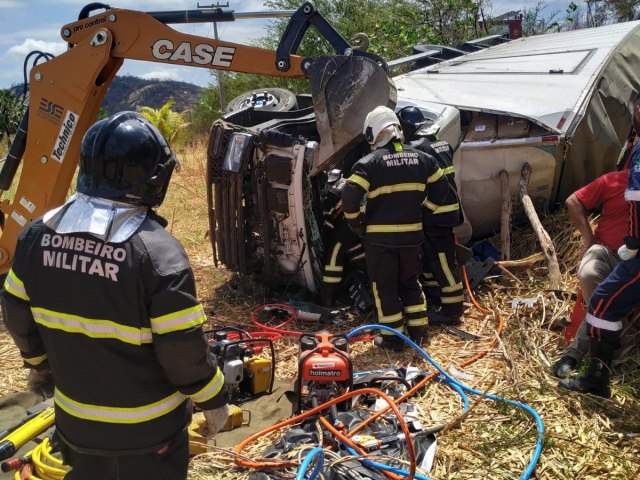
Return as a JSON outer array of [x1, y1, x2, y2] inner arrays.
[[206, 329, 275, 404], [294, 331, 353, 413]]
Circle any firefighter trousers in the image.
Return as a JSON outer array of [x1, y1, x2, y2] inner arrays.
[[365, 243, 427, 336], [587, 257, 640, 345], [422, 226, 464, 319], [322, 222, 364, 291], [60, 429, 189, 480]]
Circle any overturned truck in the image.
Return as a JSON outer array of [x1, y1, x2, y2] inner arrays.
[[208, 20, 640, 295]]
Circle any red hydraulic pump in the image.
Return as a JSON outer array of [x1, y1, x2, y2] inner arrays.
[[294, 331, 353, 413]]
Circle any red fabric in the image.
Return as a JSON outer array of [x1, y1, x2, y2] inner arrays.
[[566, 289, 586, 343], [574, 170, 628, 251]]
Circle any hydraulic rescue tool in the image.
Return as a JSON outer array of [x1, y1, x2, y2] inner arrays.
[[0, 1, 395, 273], [294, 331, 353, 414], [0, 407, 55, 461]]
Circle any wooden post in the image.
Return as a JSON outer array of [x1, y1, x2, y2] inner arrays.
[[499, 169, 511, 261], [518, 162, 561, 289]]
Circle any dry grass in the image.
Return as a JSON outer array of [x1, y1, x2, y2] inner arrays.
[[1, 143, 639, 479]]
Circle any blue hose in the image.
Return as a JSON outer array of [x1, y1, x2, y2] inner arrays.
[[344, 443, 433, 480], [347, 325, 545, 480], [295, 446, 325, 480]]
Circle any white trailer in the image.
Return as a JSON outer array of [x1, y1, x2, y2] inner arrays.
[[394, 20, 640, 238]]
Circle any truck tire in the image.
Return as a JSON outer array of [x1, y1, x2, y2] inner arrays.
[[225, 88, 297, 114]]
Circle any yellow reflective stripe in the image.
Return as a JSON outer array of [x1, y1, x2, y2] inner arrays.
[[323, 276, 342, 284], [427, 168, 444, 184], [380, 312, 403, 323], [439, 252, 457, 286], [190, 369, 225, 404], [434, 203, 460, 214], [32, 307, 153, 346], [423, 199, 438, 211], [5, 269, 29, 301], [393, 142, 403, 152], [423, 272, 434, 279], [442, 282, 463, 293], [368, 183, 426, 199], [366, 223, 422, 233], [151, 305, 206, 335], [325, 266, 344, 272], [344, 211, 361, 219], [24, 354, 48, 366], [424, 281, 439, 287], [329, 242, 342, 268], [408, 317, 428, 327], [443, 166, 455, 175], [404, 304, 426, 314], [347, 174, 370, 192], [54, 387, 185, 424], [441, 295, 465, 303]]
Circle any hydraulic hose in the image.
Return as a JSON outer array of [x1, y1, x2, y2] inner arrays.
[[234, 387, 413, 473], [295, 446, 324, 480], [348, 325, 544, 480], [13, 437, 68, 480], [346, 266, 505, 437]]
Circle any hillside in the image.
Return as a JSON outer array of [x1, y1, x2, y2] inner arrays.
[[10, 75, 204, 114], [103, 75, 204, 114]]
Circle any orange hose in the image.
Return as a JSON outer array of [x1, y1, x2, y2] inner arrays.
[[234, 387, 414, 473], [319, 416, 405, 480], [348, 265, 505, 436]]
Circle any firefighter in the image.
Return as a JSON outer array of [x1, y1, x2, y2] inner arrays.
[[342, 106, 449, 351], [1, 112, 229, 479], [319, 169, 366, 306], [559, 97, 640, 398], [398, 106, 465, 326]]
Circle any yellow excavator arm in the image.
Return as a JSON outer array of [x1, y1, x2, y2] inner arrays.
[[0, 1, 395, 272]]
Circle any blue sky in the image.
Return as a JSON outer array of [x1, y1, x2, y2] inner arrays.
[[0, 0, 576, 89]]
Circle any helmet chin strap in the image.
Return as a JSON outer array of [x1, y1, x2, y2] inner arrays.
[[374, 125, 404, 148]]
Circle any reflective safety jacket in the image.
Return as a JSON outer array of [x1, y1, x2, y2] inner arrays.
[[625, 141, 640, 249], [1, 214, 228, 454], [409, 136, 462, 228], [342, 142, 448, 246]]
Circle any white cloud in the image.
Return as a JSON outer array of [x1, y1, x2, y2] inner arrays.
[[6, 38, 67, 57], [139, 69, 182, 81], [0, 0, 22, 7]]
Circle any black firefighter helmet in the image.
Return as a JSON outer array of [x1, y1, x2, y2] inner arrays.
[[77, 111, 177, 207], [397, 106, 429, 141]]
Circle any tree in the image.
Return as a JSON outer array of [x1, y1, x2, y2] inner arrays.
[[521, 1, 561, 35], [0, 89, 24, 148], [138, 99, 190, 147]]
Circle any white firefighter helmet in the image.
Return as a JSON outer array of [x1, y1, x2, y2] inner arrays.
[[328, 168, 342, 183], [363, 106, 404, 148]]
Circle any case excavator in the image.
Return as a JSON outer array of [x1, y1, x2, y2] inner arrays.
[[0, 1, 396, 273]]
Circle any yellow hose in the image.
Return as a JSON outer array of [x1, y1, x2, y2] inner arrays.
[[13, 438, 69, 480]]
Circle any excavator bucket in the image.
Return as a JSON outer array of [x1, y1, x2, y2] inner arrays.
[[306, 55, 397, 175]]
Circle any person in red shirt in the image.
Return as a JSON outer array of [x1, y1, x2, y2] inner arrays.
[[551, 168, 631, 378]]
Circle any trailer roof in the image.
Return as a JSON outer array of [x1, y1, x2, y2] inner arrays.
[[393, 21, 640, 134]]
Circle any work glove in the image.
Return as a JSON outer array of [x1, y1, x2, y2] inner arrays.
[[27, 368, 54, 400], [203, 404, 230, 440], [618, 245, 638, 261], [348, 218, 366, 238]]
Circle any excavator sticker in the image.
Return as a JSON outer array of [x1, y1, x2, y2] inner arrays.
[[151, 40, 236, 67], [51, 111, 78, 163], [37, 99, 64, 124]]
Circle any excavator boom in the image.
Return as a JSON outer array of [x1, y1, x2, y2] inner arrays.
[[0, 1, 395, 272]]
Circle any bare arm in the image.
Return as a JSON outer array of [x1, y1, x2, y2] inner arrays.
[[566, 193, 595, 254]]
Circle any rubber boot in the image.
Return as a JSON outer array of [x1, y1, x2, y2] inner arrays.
[[558, 339, 615, 398], [550, 355, 578, 379], [407, 325, 429, 346], [374, 333, 406, 352]]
